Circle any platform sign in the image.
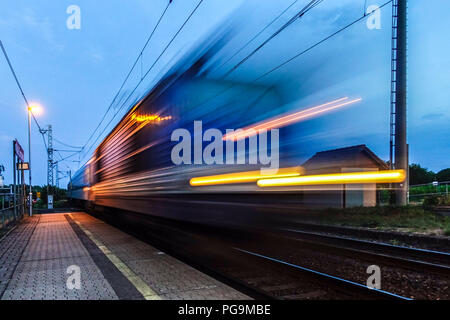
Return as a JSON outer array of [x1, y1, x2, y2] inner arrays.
[[17, 162, 30, 171], [48, 195, 54, 209], [14, 140, 25, 162]]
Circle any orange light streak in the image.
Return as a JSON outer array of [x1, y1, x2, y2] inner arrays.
[[223, 97, 362, 141], [132, 114, 172, 123]]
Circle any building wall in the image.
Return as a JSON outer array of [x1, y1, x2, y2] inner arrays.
[[300, 167, 379, 208], [342, 168, 378, 208]]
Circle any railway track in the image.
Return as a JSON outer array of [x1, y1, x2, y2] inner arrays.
[[283, 220, 450, 250], [91, 209, 419, 300], [277, 228, 450, 277], [232, 247, 411, 300]]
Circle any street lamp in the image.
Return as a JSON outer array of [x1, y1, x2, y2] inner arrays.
[[29, 104, 43, 116], [27, 103, 43, 217]]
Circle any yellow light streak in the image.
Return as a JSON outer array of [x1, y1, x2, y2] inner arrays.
[[257, 170, 406, 187], [190, 167, 304, 186], [132, 114, 172, 123]]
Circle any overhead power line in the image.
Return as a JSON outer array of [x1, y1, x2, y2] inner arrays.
[[253, 0, 393, 82], [189, 0, 392, 113], [222, 0, 324, 79], [1, 40, 48, 149], [1, 39, 83, 180], [81, 0, 174, 153], [82, 0, 204, 161], [53, 137, 83, 150], [213, 0, 300, 74]]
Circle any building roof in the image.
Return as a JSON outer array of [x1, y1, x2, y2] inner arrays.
[[302, 145, 389, 171]]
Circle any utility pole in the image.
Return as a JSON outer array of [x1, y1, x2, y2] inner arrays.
[[55, 161, 59, 189], [27, 108, 33, 216], [40, 124, 54, 208], [40, 125, 54, 187], [47, 125, 54, 188], [390, 0, 408, 205]]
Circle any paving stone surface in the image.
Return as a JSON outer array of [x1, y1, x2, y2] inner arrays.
[[0, 212, 249, 300]]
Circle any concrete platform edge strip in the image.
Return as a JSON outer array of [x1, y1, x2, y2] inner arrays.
[[64, 214, 160, 300]]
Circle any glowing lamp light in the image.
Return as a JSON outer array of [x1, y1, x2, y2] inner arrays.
[[190, 167, 304, 186], [28, 104, 43, 116], [257, 170, 406, 187]]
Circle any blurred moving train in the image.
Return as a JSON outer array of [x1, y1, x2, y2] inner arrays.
[[68, 46, 290, 225], [68, 42, 404, 227]]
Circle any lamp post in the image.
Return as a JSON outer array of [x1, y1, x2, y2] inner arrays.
[[27, 106, 33, 216], [27, 104, 42, 217]]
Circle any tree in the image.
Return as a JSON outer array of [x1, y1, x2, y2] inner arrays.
[[436, 168, 450, 182], [409, 164, 436, 185]]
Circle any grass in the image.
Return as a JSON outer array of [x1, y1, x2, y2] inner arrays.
[[410, 185, 448, 195], [302, 205, 450, 236]]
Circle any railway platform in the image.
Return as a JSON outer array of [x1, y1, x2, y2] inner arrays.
[[0, 212, 249, 300]]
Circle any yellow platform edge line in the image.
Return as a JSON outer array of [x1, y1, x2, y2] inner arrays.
[[69, 214, 161, 300]]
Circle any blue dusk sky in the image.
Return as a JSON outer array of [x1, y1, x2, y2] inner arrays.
[[1, 0, 449, 186]]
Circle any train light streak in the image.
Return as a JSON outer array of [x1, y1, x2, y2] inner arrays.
[[132, 113, 172, 123], [257, 170, 406, 187], [223, 97, 362, 141], [190, 167, 304, 186]]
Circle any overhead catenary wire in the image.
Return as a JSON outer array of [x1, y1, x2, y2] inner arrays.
[[222, 0, 324, 79], [252, 0, 393, 82], [213, 0, 300, 74], [188, 1, 392, 114], [83, 0, 321, 162], [53, 137, 83, 150], [1, 39, 84, 181], [55, 149, 79, 164], [0, 40, 48, 149], [82, 0, 392, 166], [82, 0, 204, 161], [81, 0, 174, 153]]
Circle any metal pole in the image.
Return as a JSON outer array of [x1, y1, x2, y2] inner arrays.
[[21, 163, 25, 217], [13, 141, 17, 218], [28, 109, 33, 216], [394, 0, 408, 205], [56, 161, 59, 189]]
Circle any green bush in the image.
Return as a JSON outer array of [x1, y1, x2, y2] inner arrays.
[[33, 199, 46, 209]]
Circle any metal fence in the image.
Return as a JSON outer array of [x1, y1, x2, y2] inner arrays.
[[409, 181, 450, 203], [0, 192, 25, 230]]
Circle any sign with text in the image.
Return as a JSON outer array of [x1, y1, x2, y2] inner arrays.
[[17, 162, 30, 171], [14, 140, 25, 162], [48, 195, 54, 209]]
